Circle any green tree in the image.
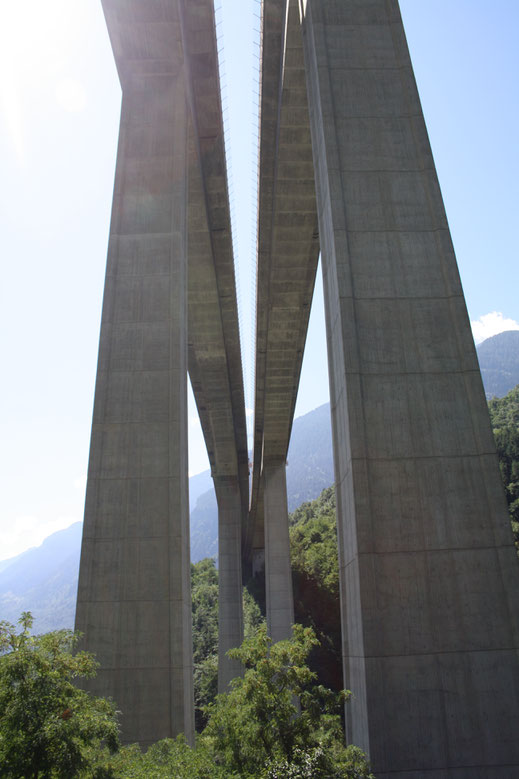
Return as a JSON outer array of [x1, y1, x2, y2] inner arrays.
[[192, 559, 219, 731], [192, 558, 266, 730], [488, 384, 519, 553], [106, 736, 227, 779], [289, 486, 342, 692], [0, 612, 119, 779], [204, 624, 373, 778], [243, 586, 265, 639]]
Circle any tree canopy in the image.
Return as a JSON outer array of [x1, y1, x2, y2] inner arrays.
[[192, 558, 265, 730], [488, 384, 519, 553], [289, 486, 342, 692], [0, 612, 119, 779], [203, 624, 373, 778]]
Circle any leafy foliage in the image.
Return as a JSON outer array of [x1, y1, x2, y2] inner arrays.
[[488, 384, 519, 552], [192, 559, 219, 731], [243, 584, 266, 638], [92, 626, 371, 778], [0, 612, 119, 779], [289, 486, 342, 692], [105, 736, 227, 779], [204, 624, 373, 778], [265, 745, 376, 779], [290, 486, 338, 595], [192, 559, 265, 730]]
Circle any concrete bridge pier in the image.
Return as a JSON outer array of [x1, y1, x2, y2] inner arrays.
[[75, 68, 194, 747], [301, 0, 519, 775], [263, 461, 295, 643], [213, 475, 244, 690]]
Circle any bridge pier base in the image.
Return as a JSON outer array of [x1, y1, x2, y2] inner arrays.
[[263, 462, 295, 643]]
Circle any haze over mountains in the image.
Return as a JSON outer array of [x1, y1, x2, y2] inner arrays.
[[190, 401, 334, 563], [476, 330, 519, 398], [0, 523, 82, 633], [0, 403, 334, 632], [1, 330, 517, 632]]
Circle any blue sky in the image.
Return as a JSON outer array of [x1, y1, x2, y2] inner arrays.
[[0, 0, 517, 560]]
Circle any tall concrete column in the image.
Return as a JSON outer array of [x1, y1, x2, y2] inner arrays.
[[213, 475, 244, 690], [302, 1, 519, 776], [75, 71, 194, 747], [263, 461, 294, 643]]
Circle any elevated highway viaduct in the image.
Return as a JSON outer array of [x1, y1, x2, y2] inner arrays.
[[76, 0, 519, 775]]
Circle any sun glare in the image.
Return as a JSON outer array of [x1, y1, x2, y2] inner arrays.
[[0, 0, 89, 163]]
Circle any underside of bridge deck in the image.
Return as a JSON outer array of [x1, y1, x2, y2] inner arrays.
[[248, 0, 319, 642]]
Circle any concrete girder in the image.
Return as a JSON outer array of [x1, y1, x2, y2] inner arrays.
[[249, 0, 319, 563], [183, 0, 249, 513]]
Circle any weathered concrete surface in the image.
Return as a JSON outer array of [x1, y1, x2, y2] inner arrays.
[[76, 0, 248, 744], [183, 0, 249, 691], [214, 476, 244, 690], [183, 0, 249, 510], [251, 0, 319, 513], [300, 0, 519, 775], [75, 58, 194, 745], [249, 0, 319, 636], [263, 462, 295, 642], [77, 0, 519, 769]]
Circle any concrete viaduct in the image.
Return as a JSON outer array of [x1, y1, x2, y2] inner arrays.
[[76, 0, 519, 776]]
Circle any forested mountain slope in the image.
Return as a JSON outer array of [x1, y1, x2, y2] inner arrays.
[[488, 385, 519, 552], [477, 330, 519, 398]]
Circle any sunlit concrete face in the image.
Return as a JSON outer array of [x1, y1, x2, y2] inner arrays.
[[75, 65, 193, 746], [76, 0, 249, 746], [299, 0, 519, 775]]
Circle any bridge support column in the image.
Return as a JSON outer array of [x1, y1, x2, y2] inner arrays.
[[302, 0, 519, 775], [76, 70, 194, 747], [263, 462, 294, 643], [214, 475, 244, 690]]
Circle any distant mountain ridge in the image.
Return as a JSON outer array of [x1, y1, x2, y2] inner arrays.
[[476, 330, 519, 399], [0, 523, 82, 634], [189, 403, 334, 565], [3, 328, 518, 633], [0, 403, 334, 633], [286, 403, 334, 511]]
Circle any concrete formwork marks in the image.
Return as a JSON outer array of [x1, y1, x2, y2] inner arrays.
[[300, 0, 519, 774]]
